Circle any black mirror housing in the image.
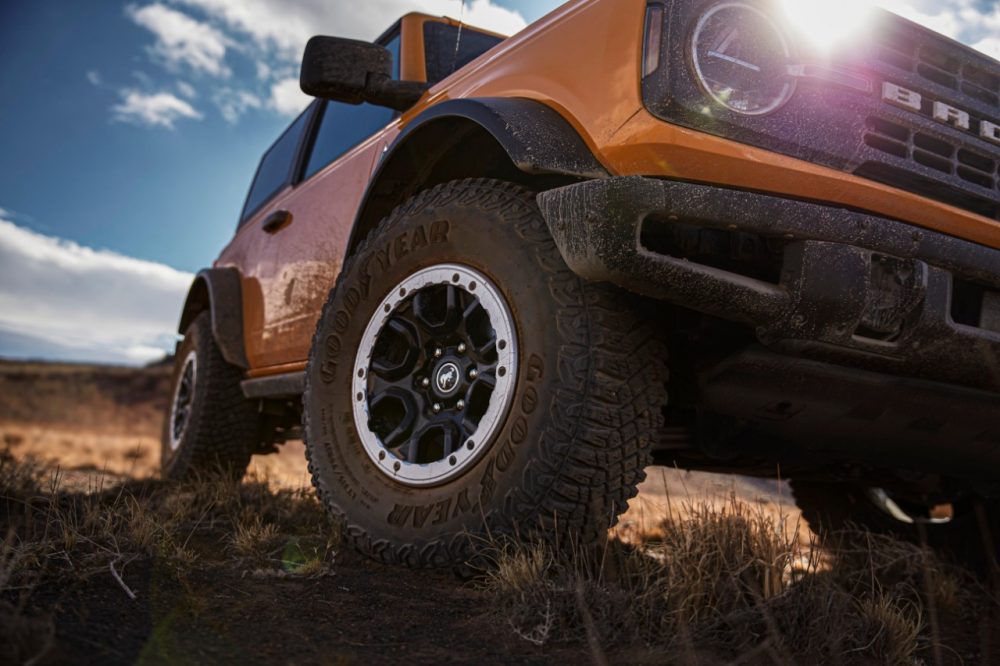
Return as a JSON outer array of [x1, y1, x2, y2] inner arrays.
[[300, 36, 429, 111]]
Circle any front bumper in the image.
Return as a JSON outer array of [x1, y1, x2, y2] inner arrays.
[[537, 177, 1000, 394]]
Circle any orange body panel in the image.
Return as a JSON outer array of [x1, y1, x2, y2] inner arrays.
[[219, 129, 397, 371], [218, 2, 999, 374]]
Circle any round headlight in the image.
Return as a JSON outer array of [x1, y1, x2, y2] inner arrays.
[[690, 3, 796, 116]]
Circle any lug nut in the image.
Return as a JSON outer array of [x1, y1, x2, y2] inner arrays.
[[434, 348, 443, 358], [456, 400, 466, 410], [468, 368, 478, 380], [457, 343, 467, 354], [433, 403, 442, 413], [421, 377, 430, 388]]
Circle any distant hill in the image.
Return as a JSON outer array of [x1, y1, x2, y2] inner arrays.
[[0, 359, 170, 437]]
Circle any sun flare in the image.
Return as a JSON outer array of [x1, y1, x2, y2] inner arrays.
[[780, 0, 877, 52]]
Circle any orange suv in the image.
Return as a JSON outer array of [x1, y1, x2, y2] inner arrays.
[[164, 2, 1000, 569]]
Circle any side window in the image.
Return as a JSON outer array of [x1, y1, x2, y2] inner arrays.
[[301, 34, 400, 181], [240, 106, 312, 223], [423, 23, 504, 84]]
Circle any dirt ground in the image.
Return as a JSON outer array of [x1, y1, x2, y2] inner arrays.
[[16, 359, 972, 665]]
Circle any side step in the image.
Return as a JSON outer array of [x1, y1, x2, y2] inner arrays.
[[241, 371, 305, 400]]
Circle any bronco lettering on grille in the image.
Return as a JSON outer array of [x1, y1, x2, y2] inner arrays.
[[882, 81, 1000, 146]]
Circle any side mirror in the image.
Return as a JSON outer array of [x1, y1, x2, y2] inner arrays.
[[300, 36, 429, 112]]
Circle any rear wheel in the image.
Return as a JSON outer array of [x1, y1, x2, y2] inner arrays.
[[792, 480, 1000, 575], [161, 311, 259, 480], [303, 179, 669, 568]]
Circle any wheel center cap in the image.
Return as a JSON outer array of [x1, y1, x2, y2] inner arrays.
[[435, 362, 461, 395]]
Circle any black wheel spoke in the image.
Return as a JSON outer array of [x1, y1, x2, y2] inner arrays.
[[474, 371, 497, 392], [371, 318, 420, 380], [368, 389, 418, 449], [442, 426, 456, 456], [474, 335, 497, 357]]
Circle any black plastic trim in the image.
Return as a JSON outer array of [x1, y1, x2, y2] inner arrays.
[[345, 97, 609, 256], [537, 176, 1000, 392], [178, 268, 248, 369], [241, 371, 305, 399]]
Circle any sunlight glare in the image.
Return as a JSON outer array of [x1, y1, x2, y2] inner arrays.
[[781, 0, 876, 52]]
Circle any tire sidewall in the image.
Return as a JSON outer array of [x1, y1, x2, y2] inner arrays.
[[305, 186, 586, 558], [161, 314, 213, 478]]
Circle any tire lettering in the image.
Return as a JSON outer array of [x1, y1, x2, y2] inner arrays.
[[393, 233, 409, 261], [410, 225, 428, 250], [527, 354, 544, 382], [375, 246, 392, 272], [333, 310, 350, 333], [430, 220, 450, 244], [320, 334, 343, 384], [452, 488, 472, 518], [387, 504, 413, 527], [386, 489, 476, 528], [412, 503, 433, 529], [479, 355, 545, 494], [344, 286, 361, 313], [432, 498, 452, 525], [521, 387, 538, 415]]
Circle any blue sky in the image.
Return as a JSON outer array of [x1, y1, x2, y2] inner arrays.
[[0, 0, 996, 364]]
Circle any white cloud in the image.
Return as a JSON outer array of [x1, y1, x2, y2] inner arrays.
[[176, 80, 197, 98], [972, 35, 1000, 60], [0, 216, 194, 366], [174, 0, 525, 61], [86, 70, 103, 86], [127, 3, 232, 77], [214, 88, 262, 122], [878, 0, 1000, 60], [112, 89, 203, 129], [268, 77, 311, 116]]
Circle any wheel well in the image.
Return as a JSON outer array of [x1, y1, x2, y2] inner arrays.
[[178, 276, 209, 334], [349, 117, 583, 255]]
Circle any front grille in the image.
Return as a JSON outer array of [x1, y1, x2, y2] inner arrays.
[[877, 26, 1000, 109], [862, 116, 1000, 217], [641, 1, 1000, 223]]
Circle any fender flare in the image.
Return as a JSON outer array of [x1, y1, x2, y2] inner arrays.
[[178, 267, 248, 369], [346, 97, 609, 255]]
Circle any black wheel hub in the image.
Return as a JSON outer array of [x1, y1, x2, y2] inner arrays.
[[366, 283, 502, 465]]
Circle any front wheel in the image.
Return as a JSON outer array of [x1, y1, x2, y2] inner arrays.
[[303, 179, 669, 568]]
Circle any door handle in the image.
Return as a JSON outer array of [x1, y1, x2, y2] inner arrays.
[[262, 210, 292, 234]]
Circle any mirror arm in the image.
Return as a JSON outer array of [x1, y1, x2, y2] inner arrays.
[[365, 76, 431, 112]]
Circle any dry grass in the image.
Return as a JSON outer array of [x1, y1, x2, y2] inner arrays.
[[0, 447, 338, 662], [480, 495, 994, 664]]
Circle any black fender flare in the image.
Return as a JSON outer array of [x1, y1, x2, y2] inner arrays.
[[346, 97, 609, 256], [178, 267, 248, 369]]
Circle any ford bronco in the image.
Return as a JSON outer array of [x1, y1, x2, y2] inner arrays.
[[164, 1, 1000, 569]]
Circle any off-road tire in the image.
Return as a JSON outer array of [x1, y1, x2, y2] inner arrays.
[[161, 311, 258, 480], [792, 480, 1000, 575], [303, 179, 668, 568]]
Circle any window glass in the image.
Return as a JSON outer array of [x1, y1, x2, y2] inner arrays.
[[423, 23, 504, 83], [385, 31, 401, 79], [302, 34, 400, 180], [241, 107, 312, 222]]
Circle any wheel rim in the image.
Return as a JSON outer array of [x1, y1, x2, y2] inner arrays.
[[169, 350, 197, 452], [353, 264, 518, 487]]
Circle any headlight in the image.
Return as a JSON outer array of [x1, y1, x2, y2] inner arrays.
[[690, 3, 796, 116]]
